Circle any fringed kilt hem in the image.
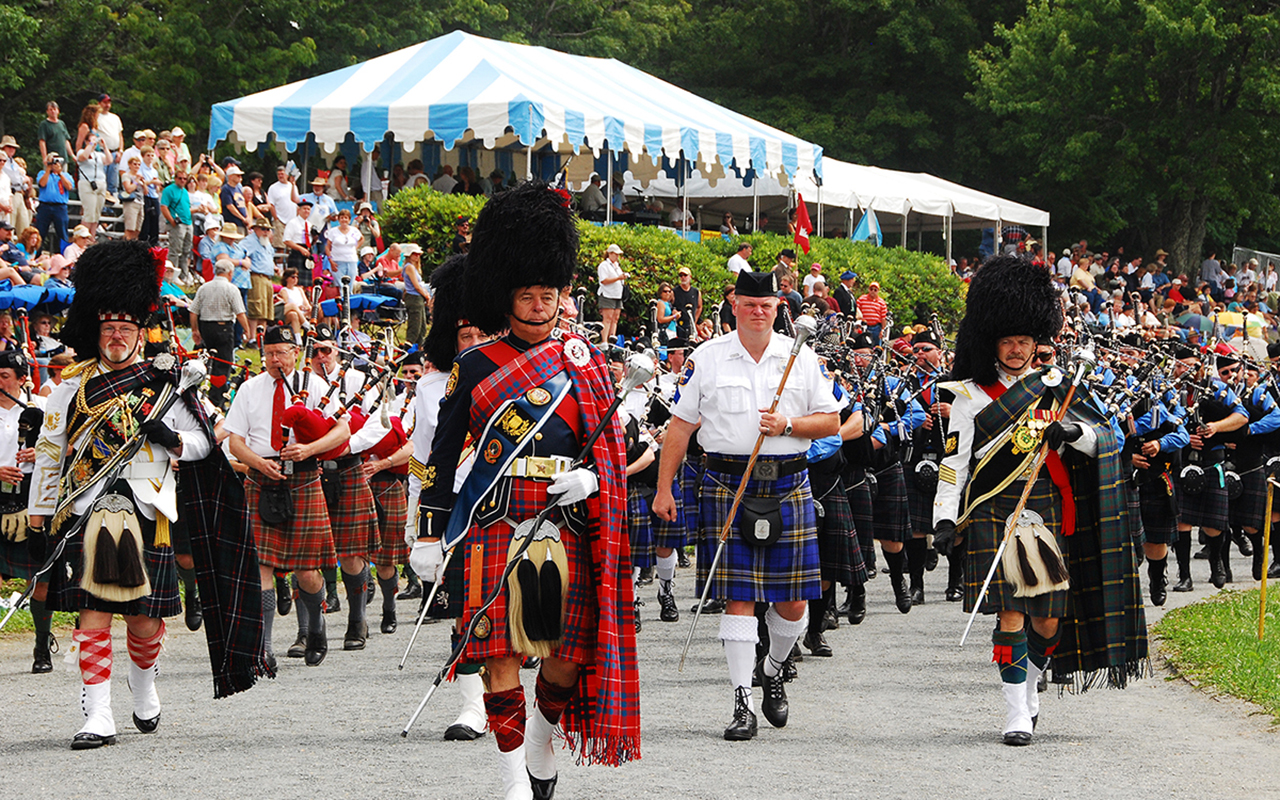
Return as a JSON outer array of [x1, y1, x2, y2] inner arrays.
[[906, 467, 938, 534], [811, 458, 865, 587], [695, 457, 821, 603], [46, 506, 180, 618], [1230, 468, 1268, 531], [324, 463, 380, 559], [459, 478, 598, 664], [369, 472, 410, 568], [652, 472, 689, 551], [871, 462, 910, 543], [0, 537, 39, 580], [1138, 476, 1180, 545], [1177, 470, 1229, 531], [627, 487, 655, 570], [963, 476, 1069, 619], [844, 468, 877, 568], [246, 468, 337, 571], [1126, 483, 1146, 549]]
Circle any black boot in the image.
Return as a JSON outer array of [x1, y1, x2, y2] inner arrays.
[[179, 565, 202, 631], [821, 585, 838, 631], [885, 548, 911, 613], [1233, 528, 1253, 556], [804, 595, 832, 657], [723, 686, 757, 741], [847, 584, 867, 625], [1172, 534, 1194, 592], [836, 586, 852, 617], [945, 553, 964, 602], [1147, 556, 1167, 607], [1221, 535, 1234, 583], [1208, 534, 1226, 589], [397, 568, 423, 600], [905, 537, 928, 605], [275, 573, 293, 616], [30, 598, 54, 674], [1250, 533, 1265, 581]]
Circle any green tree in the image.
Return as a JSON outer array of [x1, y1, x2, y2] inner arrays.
[[973, 0, 1280, 273]]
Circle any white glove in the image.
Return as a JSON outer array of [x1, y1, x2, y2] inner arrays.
[[403, 495, 421, 548], [409, 539, 445, 583], [546, 467, 598, 507]]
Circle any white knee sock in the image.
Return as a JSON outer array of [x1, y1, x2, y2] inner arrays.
[[656, 552, 678, 585], [720, 613, 759, 712], [762, 605, 807, 678]]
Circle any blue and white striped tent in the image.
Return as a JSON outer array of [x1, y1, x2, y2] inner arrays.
[[208, 30, 822, 181]]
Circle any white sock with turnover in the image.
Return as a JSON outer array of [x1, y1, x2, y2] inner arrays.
[[719, 613, 759, 712], [632, 566, 641, 593], [656, 552, 678, 591], [762, 604, 807, 678]]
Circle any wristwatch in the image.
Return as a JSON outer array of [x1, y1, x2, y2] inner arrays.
[[782, 418, 793, 437]]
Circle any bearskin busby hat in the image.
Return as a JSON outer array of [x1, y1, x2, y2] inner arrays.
[[950, 255, 1062, 386], [424, 254, 471, 372], [61, 240, 163, 360], [463, 181, 577, 335]]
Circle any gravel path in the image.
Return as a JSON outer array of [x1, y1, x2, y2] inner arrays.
[[1, 550, 1275, 799]]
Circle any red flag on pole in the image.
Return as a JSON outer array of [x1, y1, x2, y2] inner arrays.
[[794, 195, 813, 254]]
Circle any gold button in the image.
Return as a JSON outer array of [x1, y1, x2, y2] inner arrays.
[[534, 433, 543, 441]]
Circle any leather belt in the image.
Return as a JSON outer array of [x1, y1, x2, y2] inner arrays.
[[275, 457, 318, 472], [118, 460, 170, 480], [322, 455, 362, 472], [705, 454, 808, 481], [505, 455, 573, 480]]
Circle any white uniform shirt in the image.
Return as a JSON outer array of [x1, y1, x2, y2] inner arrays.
[[670, 332, 841, 456], [312, 361, 374, 415], [408, 372, 476, 508], [932, 368, 1098, 529], [225, 368, 328, 458], [349, 386, 416, 456], [1, 395, 46, 497], [29, 367, 211, 521]]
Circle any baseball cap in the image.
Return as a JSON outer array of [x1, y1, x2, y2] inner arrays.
[[606, 244, 623, 255], [225, 165, 243, 176]]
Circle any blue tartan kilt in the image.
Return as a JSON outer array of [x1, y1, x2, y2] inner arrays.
[[1230, 468, 1268, 531], [1178, 469, 1229, 531], [815, 477, 866, 587], [906, 466, 936, 534], [682, 459, 701, 533], [962, 476, 1070, 619], [627, 487, 656, 569], [695, 456, 821, 603], [872, 462, 910, 543], [652, 471, 688, 550], [1138, 476, 1180, 544]]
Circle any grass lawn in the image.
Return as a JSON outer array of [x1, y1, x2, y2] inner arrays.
[[0, 578, 78, 635], [1155, 587, 1280, 723]]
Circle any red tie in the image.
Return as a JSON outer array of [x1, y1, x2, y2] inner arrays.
[[271, 379, 286, 451]]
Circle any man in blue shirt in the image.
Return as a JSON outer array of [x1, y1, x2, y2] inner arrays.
[[160, 168, 194, 283], [302, 176, 337, 262], [241, 216, 278, 332], [35, 153, 74, 255]]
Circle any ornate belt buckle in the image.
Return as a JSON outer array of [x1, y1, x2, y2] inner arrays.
[[527, 457, 556, 479], [753, 461, 779, 481]]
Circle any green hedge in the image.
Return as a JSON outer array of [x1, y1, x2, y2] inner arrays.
[[384, 188, 965, 336]]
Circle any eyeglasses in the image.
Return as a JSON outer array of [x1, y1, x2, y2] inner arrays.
[[100, 324, 139, 339]]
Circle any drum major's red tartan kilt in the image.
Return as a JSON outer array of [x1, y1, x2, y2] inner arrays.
[[247, 468, 337, 571], [369, 472, 410, 568], [325, 462, 381, 559], [459, 477, 598, 664]]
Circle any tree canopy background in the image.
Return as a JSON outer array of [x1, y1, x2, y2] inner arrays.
[[3, 0, 1278, 271]]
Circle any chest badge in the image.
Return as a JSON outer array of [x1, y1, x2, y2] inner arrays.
[[526, 387, 552, 406], [564, 338, 590, 367]]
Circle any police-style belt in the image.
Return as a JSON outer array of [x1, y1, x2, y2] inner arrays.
[[705, 454, 808, 481], [322, 455, 362, 472], [504, 455, 573, 480]]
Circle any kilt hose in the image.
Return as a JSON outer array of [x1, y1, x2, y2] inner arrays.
[[458, 477, 598, 664], [1137, 474, 1180, 545], [45, 495, 180, 618], [871, 461, 911, 543], [962, 475, 1070, 620], [652, 472, 689, 551], [1126, 483, 1146, 549], [369, 472, 410, 569], [627, 487, 656, 570], [695, 455, 821, 604], [844, 467, 877, 570], [810, 456, 865, 587], [1178, 464, 1229, 531], [1230, 467, 1268, 531], [246, 467, 337, 571], [323, 462, 380, 560], [906, 465, 938, 534]]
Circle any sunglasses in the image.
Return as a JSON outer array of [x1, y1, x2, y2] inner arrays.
[[1033, 351, 1056, 363], [912, 345, 937, 353]]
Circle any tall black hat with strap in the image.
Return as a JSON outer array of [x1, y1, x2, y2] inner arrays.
[[60, 240, 164, 361], [950, 255, 1062, 386]]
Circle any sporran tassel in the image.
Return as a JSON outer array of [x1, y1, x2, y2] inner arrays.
[[92, 526, 120, 584]]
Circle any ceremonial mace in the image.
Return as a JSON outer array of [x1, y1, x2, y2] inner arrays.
[[959, 347, 1096, 646], [399, 351, 657, 736], [678, 314, 817, 671], [1, 359, 208, 630]]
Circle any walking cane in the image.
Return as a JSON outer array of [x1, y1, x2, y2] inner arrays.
[[678, 314, 818, 671], [400, 351, 656, 736], [1261, 477, 1277, 641], [959, 347, 1096, 647]]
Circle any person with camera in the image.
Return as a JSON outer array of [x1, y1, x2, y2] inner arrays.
[[75, 127, 110, 240], [35, 153, 74, 255]]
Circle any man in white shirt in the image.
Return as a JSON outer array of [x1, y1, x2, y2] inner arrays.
[[579, 174, 606, 215], [431, 164, 457, 194], [267, 165, 300, 248], [727, 242, 753, 274], [668, 203, 694, 230], [94, 94, 124, 197]]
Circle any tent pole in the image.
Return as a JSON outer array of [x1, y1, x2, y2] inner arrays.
[[901, 213, 907, 248], [605, 146, 613, 226], [817, 181, 823, 240], [1042, 225, 1049, 262], [848, 208, 854, 240], [917, 216, 922, 251], [752, 168, 759, 232], [945, 214, 953, 268], [526, 144, 533, 182], [681, 155, 690, 239]]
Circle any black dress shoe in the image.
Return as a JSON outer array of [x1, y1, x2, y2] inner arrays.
[[836, 588, 852, 617], [910, 587, 925, 606], [803, 631, 833, 657], [1172, 575, 1194, 592], [324, 590, 341, 614], [637, 566, 655, 585], [343, 620, 368, 650], [822, 607, 838, 631], [1150, 582, 1167, 607], [275, 575, 293, 616], [381, 612, 397, 635], [305, 623, 328, 666], [1270, 561, 1280, 579], [1233, 530, 1253, 556], [1194, 545, 1209, 560], [443, 722, 485, 741], [724, 687, 757, 741], [71, 732, 117, 749], [1210, 564, 1226, 589], [634, 600, 643, 633], [677, 549, 691, 569], [32, 633, 54, 674], [756, 659, 789, 728], [185, 595, 203, 632], [529, 771, 558, 800], [894, 578, 913, 614], [945, 585, 963, 602], [1003, 731, 1032, 746], [287, 633, 308, 658], [925, 548, 939, 572], [847, 590, 866, 625], [690, 597, 726, 614], [657, 590, 679, 622], [396, 582, 423, 600], [133, 711, 161, 734]]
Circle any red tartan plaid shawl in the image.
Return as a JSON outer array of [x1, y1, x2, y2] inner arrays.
[[468, 332, 640, 766]]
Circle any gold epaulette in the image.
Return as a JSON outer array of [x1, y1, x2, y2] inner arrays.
[[60, 359, 100, 380]]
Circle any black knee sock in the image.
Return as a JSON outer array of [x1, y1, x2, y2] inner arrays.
[[754, 602, 769, 661], [807, 597, 826, 638], [1174, 534, 1192, 578], [177, 565, 198, 603], [378, 573, 398, 616], [905, 538, 928, 590], [947, 553, 964, 588], [342, 568, 368, 625], [299, 587, 325, 633], [296, 587, 311, 638], [1147, 556, 1167, 585], [1219, 534, 1231, 573], [884, 548, 906, 584], [1207, 533, 1224, 568], [29, 597, 51, 644]]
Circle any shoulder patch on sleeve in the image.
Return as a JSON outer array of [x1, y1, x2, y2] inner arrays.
[[937, 380, 970, 399], [944, 432, 959, 455], [444, 362, 459, 398], [678, 358, 695, 386], [820, 361, 833, 381]]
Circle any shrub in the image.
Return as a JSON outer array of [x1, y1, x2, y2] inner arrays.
[[378, 185, 487, 277]]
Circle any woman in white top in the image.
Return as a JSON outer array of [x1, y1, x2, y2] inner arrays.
[[326, 155, 350, 201], [0, 153, 11, 226], [325, 208, 362, 283], [275, 267, 312, 337]]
